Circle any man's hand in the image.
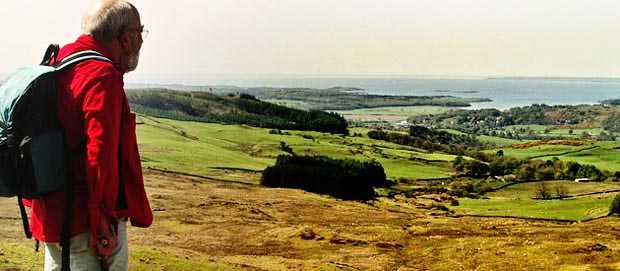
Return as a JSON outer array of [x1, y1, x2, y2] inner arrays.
[[88, 214, 118, 257]]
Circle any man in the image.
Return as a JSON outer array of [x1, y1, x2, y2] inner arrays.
[[27, 1, 153, 270]]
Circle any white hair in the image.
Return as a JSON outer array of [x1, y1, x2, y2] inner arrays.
[[82, 0, 139, 43]]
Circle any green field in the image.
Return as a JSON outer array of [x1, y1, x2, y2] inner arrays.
[[136, 115, 454, 180], [454, 181, 620, 221], [136, 115, 620, 221], [494, 144, 592, 159], [489, 141, 620, 171], [440, 128, 526, 147]]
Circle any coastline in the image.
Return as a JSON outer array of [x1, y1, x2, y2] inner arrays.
[[125, 75, 620, 111]]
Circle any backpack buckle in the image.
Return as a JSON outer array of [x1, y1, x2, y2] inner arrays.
[[6, 129, 16, 148]]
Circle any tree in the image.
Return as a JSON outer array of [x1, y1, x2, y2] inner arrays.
[[535, 167, 555, 181], [534, 182, 552, 199], [453, 156, 465, 171], [517, 164, 537, 181], [581, 131, 591, 139], [464, 160, 490, 178], [555, 184, 569, 199]]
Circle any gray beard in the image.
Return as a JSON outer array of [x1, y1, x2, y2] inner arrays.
[[125, 51, 140, 72]]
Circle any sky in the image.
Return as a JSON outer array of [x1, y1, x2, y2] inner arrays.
[[1, 0, 620, 83]]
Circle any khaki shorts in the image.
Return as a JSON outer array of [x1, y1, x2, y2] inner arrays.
[[43, 218, 128, 271]]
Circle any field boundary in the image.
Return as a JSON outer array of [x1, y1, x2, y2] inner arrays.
[[487, 181, 620, 198], [137, 113, 199, 140], [486, 180, 539, 192], [145, 167, 258, 186], [450, 213, 611, 224], [526, 145, 599, 159], [210, 167, 263, 173], [574, 189, 620, 198]]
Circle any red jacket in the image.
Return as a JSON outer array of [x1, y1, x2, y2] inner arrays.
[[27, 35, 152, 242]]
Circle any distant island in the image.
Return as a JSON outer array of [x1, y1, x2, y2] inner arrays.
[[209, 86, 490, 111], [126, 85, 492, 111], [434, 89, 479, 94]]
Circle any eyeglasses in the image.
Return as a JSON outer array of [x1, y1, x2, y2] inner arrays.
[[126, 25, 149, 39]]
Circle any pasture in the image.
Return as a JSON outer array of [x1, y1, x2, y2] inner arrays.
[[136, 115, 456, 180], [454, 181, 620, 221], [490, 140, 620, 171]]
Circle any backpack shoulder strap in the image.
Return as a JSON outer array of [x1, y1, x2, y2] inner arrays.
[[54, 50, 115, 71], [40, 44, 60, 66]]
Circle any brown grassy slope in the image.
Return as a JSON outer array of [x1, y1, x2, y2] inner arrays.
[[2, 170, 620, 270], [135, 170, 620, 271]]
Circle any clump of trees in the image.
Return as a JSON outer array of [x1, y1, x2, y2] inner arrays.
[[534, 182, 569, 199], [453, 155, 618, 182], [602, 113, 620, 134], [232, 94, 348, 134], [367, 126, 486, 156], [261, 155, 388, 200], [447, 179, 496, 198]]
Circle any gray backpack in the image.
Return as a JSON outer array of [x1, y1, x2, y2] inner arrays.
[[0, 44, 111, 198], [0, 44, 112, 271]]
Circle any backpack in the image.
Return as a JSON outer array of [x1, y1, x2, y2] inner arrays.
[[0, 44, 112, 271]]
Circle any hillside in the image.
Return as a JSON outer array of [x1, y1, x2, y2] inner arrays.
[[2, 169, 620, 270], [134, 115, 455, 181], [415, 103, 620, 129], [410, 104, 620, 140], [126, 89, 348, 134], [1, 115, 620, 270]]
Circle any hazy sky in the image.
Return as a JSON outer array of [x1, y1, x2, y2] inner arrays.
[[1, 0, 619, 82]]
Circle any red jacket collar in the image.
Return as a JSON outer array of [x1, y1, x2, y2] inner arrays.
[[58, 35, 126, 74]]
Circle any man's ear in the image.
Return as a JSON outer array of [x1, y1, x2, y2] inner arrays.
[[118, 28, 134, 49]]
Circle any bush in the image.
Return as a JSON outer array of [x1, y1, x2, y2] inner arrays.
[[279, 141, 293, 154], [610, 194, 620, 215], [448, 188, 467, 198], [431, 203, 449, 212]]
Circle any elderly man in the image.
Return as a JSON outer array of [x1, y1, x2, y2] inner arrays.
[[27, 1, 153, 270]]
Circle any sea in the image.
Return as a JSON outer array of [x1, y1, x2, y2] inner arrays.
[[126, 74, 620, 110]]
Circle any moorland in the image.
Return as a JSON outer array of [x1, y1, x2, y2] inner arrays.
[[1, 87, 620, 270]]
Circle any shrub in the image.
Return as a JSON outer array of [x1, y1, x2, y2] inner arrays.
[[610, 194, 620, 215], [431, 203, 449, 212], [279, 141, 293, 154], [448, 188, 467, 198]]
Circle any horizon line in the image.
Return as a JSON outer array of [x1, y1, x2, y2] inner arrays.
[[123, 73, 620, 80]]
